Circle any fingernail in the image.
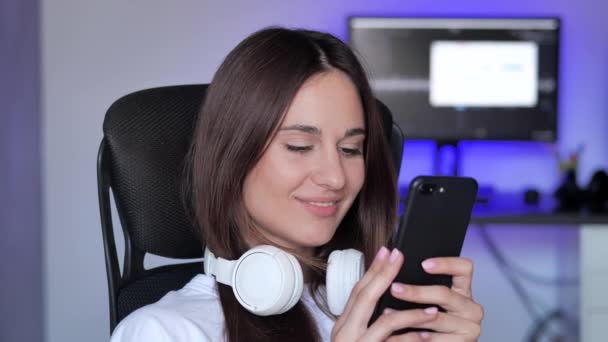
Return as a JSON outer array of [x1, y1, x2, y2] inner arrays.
[[383, 308, 395, 314], [389, 248, 400, 263], [422, 259, 436, 270], [376, 246, 389, 261], [419, 331, 431, 339], [424, 306, 438, 315], [391, 283, 404, 294]]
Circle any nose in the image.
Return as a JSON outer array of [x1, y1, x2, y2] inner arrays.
[[311, 149, 346, 190]]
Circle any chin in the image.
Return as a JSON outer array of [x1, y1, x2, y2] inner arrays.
[[295, 226, 337, 248]]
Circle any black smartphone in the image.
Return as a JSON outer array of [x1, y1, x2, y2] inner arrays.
[[369, 176, 478, 332]]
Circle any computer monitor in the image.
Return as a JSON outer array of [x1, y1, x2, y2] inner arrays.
[[349, 17, 560, 142]]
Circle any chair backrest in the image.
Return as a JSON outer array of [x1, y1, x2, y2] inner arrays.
[[97, 84, 404, 332]]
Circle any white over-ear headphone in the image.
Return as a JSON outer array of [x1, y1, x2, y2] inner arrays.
[[204, 245, 364, 316]]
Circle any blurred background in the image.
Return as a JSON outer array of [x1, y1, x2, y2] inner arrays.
[[2, 0, 607, 341]]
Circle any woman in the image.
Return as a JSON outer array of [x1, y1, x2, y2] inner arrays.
[[111, 27, 483, 342]]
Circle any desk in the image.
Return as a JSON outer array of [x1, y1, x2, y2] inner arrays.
[[470, 193, 608, 341]]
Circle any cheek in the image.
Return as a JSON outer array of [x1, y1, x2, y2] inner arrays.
[[346, 159, 365, 193], [246, 149, 307, 197]]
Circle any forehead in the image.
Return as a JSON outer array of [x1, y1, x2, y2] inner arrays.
[[281, 70, 365, 129]]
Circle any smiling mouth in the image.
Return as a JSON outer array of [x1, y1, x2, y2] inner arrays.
[[306, 201, 338, 207], [296, 198, 341, 217]]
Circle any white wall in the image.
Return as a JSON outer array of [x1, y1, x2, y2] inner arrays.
[[42, 1, 607, 342]]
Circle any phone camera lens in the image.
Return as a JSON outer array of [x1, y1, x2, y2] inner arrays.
[[419, 184, 437, 194]]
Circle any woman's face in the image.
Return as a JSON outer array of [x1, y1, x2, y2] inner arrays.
[[242, 70, 366, 256]]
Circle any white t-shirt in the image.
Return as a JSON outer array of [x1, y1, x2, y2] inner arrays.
[[110, 274, 335, 341]]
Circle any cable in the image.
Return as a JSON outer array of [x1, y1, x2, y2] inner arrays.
[[501, 260, 579, 287], [477, 226, 578, 286], [477, 225, 579, 341], [477, 224, 542, 320], [526, 309, 563, 342], [525, 309, 579, 342]]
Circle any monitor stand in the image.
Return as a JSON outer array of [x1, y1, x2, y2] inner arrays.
[[433, 140, 460, 176]]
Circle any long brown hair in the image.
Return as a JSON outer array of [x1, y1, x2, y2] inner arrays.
[[189, 27, 397, 342]]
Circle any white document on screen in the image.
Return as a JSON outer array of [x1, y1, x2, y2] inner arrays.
[[429, 40, 538, 108]]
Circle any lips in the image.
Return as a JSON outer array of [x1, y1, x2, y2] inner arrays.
[[307, 201, 337, 207], [296, 197, 341, 217]]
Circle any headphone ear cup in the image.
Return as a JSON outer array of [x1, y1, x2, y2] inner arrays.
[[232, 245, 303, 316], [326, 249, 364, 315], [281, 250, 305, 313]]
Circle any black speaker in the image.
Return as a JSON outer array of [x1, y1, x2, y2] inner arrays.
[[554, 170, 584, 211], [585, 169, 608, 212]]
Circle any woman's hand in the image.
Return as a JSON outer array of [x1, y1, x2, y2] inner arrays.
[[331, 247, 439, 342], [331, 249, 484, 342], [387, 257, 484, 341]]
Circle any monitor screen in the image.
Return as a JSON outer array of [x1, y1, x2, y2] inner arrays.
[[349, 17, 560, 142]]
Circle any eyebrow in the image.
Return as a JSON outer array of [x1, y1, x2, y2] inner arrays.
[[279, 125, 366, 138], [344, 128, 366, 137], [280, 124, 320, 135]]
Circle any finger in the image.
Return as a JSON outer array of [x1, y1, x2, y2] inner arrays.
[[385, 333, 425, 342], [390, 283, 484, 321], [421, 257, 474, 297], [343, 249, 404, 330], [361, 307, 438, 342], [337, 246, 390, 325], [413, 332, 480, 342], [410, 312, 482, 340]]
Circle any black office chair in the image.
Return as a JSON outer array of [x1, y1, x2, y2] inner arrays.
[[97, 84, 404, 332]]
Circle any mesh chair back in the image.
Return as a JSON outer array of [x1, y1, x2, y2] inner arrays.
[[102, 85, 207, 258]]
